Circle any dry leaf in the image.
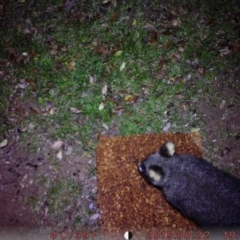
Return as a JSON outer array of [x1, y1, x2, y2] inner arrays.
[[191, 128, 200, 133], [220, 47, 231, 57], [50, 49, 57, 55], [0, 139, 8, 147], [124, 95, 139, 102], [51, 140, 64, 150], [114, 51, 123, 57], [94, 44, 108, 55], [112, 108, 124, 116], [70, 107, 81, 113], [49, 107, 56, 115], [61, 46, 68, 52], [171, 18, 181, 27], [102, 84, 108, 95], [67, 60, 76, 70], [89, 75, 94, 85], [111, 0, 117, 7], [99, 102, 104, 111], [132, 19, 137, 26], [164, 40, 172, 49], [156, 65, 167, 80], [177, 6, 184, 14], [219, 100, 226, 110], [178, 47, 185, 52], [110, 13, 119, 22], [144, 23, 157, 32], [120, 62, 126, 71], [102, 123, 109, 130], [175, 94, 185, 99], [57, 150, 63, 160]]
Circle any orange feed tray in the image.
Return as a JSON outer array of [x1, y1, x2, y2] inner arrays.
[[96, 132, 202, 236]]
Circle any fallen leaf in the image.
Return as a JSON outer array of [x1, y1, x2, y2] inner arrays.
[[175, 94, 185, 99], [220, 47, 231, 57], [29, 105, 41, 114], [102, 123, 109, 130], [49, 107, 56, 115], [111, 108, 124, 116], [94, 44, 108, 55], [110, 13, 119, 22], [177, 6, 184, 14], [69, 60, 76, 70], [144, 23, 157, 32], [124, 95, 139, 102], [219, 100, 226, 110], [120, 62, 126, 71], [156, 65, 167, 80], [70, 107, 81, 113], [0, 139, 8, 147], [111, 0, 117, 7], [171, 18, 181, 27], [164, 40, 172, 49], [102, 84, 108, 95], [178, 46, 185, 52], [61, 46, 68, 52], [207, 18, 217, 26], [57, 150, 63, 160], [51, 140, 64, 150], [191, 128, 200, 132], [114, 51, 123, 57], [162, 30, 172, 35], [17, 79, 29, 89], [232, 41, 240, 53], [50, 49, 57, 55], [89, 75, 95, 85], [99, 102, 104, 111]]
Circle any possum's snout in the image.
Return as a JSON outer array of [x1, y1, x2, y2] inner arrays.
[[136, 160, 152, 185], [136, 160, 146, 175]]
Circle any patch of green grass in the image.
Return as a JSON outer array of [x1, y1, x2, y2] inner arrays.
[[45, 179, 82, 215]]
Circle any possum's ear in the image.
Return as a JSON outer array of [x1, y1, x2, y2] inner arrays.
[[159, 141, 175, 158]]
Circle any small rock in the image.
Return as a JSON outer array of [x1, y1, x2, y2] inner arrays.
[[89, 202, 94, 210]]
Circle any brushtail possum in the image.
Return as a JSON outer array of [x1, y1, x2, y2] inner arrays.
[[137, 141, 240, 228]]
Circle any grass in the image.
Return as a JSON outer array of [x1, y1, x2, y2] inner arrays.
[[1, 2, 236, 141], [0, 0, 240, 230]]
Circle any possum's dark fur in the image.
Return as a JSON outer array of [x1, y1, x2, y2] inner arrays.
[[138, 142, 240, 228]]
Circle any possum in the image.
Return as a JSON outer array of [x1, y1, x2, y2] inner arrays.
[[137, 141, 240, 229]]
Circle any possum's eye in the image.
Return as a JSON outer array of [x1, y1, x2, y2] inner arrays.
[[148, 165, 164, 182]]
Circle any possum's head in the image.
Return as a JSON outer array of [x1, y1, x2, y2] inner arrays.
[[137, 141, 175, 187]]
